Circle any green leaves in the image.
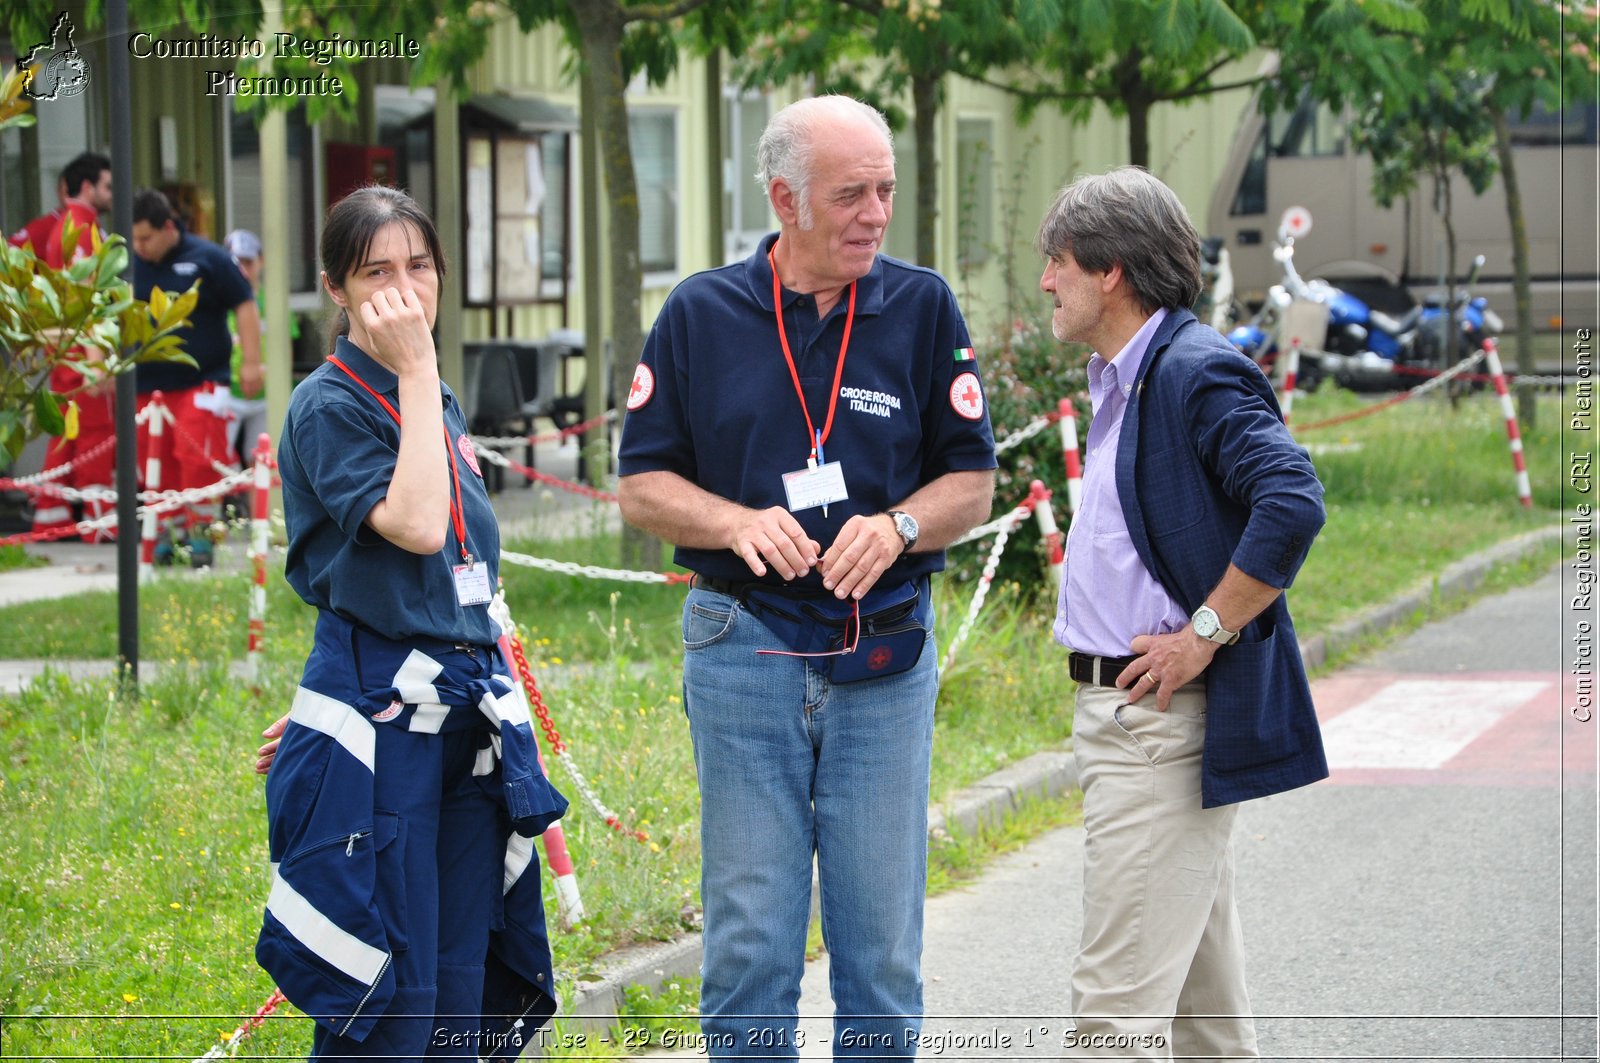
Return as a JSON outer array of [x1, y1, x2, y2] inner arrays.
[[32, 389, 66, 437]]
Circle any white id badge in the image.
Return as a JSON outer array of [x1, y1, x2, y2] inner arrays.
[[782, 460, 849, 512], [453, 562, 493, 606]]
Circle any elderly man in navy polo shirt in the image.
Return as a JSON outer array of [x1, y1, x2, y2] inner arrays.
[[618, 95, 996, 1057], [1040, 167, 1327, 1059]]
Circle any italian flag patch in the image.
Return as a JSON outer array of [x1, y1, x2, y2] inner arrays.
[[953, 346, 976, 362]]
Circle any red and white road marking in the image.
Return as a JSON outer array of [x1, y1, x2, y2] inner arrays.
[[1312, 672, 1595, 786]]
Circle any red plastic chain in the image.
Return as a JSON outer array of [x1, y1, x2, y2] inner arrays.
[[494, 456, 620, 503], [507, 631, 566, 756]]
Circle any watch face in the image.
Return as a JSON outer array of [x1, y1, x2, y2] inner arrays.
[[894, 512, 917, 545], [1193, 608, 1219, 637]]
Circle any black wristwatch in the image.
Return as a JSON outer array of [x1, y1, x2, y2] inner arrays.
[[887, 510, 919, 553]]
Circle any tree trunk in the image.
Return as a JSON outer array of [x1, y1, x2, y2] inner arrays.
[[570, 0, 661, 569], [1492, 107, 1536, 428], [1117, 47, 1150, 168], [912, 70, 940, 267]]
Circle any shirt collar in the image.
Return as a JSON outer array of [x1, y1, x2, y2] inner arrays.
[[332, 334, 399, 394], [1087, 307, 1169, 403], [744, 231, 885, 317]]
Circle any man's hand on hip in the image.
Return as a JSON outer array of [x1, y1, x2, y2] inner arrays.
[[732, 506, 821, 581], [820, 513, 901, 601], [1118, 629, 1219, 711]]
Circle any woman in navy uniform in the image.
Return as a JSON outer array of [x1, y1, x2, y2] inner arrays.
[[253, 186, 565, 1059]]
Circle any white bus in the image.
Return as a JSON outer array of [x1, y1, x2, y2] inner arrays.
[[1207, 92, 1598, 328]]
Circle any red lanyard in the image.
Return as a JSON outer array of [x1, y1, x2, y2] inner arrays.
[[769, 242, 856, 462], [328, 355, 473, 564]]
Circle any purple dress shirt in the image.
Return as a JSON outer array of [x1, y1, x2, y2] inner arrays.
[[1054, 308, 1190, 656]]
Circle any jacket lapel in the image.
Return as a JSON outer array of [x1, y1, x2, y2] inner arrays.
[[1114, 308, 1195, 591]]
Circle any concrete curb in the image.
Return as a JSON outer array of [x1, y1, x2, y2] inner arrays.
[[1296, 523, 1563, 672], [559, 523, 1565, 1028]]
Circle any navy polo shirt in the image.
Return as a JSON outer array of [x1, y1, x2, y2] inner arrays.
[[278, 336, 503, 645], [618, 232, 996, 587], [134, 230, 254, 394]]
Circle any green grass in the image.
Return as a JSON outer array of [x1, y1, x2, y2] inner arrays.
[[0, 543, 46, 572], [0, 383, 1570, 1056]]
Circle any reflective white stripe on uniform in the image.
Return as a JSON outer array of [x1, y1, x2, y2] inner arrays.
[[289, 687, 375, 772], [390, 649, 443, 705], [472, 745, 497, 777], [504, 833, 536, 895], [267, 869, 390, 986], [479, 680, 531, 729], [409, 703, 449, 734]]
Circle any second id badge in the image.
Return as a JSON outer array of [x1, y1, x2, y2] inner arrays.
[[782, 460, 849, 513], [453, 561, 493, 606]]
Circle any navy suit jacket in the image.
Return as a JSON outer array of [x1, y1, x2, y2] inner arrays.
[[1116, 309, 1329, 807]]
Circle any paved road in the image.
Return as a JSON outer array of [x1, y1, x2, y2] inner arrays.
[[649, 565, 1596, 1062]]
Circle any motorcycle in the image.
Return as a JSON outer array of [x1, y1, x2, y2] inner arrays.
[[1217, 211, 1503, 391], [1201, 237, 1320, 390], [1259, 215, 1503, 390]]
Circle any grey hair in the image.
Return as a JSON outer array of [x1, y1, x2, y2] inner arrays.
[[1036, 166, 1202, 314], [756, 95, 893, 229]]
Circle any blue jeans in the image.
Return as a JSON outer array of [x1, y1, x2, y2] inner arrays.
[[682, 586, 939, 1060]]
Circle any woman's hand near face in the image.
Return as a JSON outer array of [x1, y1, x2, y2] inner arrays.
[[360, 286, 437, 379]]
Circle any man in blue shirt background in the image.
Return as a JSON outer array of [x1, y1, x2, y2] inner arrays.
[[131, 188, 261, 565], [618, 95, 995, 1057]]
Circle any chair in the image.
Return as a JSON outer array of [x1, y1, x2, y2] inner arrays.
[[463, 344, 531, 492]]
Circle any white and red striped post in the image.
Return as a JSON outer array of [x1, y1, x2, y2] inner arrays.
[[1030, 479, 1064, 589], [138, 391, 170, 583], [246, 432, 273, 685], [1281, 337, 1301, 425], [494, 623, 585, 927], [1483, 339, 1534, 509], [1058, 397, 1083, 518]]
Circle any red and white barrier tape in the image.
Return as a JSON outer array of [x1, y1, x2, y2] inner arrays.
[[1482, 339, 1534, 509]]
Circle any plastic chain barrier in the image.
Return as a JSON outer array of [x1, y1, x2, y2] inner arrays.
[[0, 456, 254, 548], [189, 987, 287, 1061], [1482, 338, 1535, 509], [469, 408, 619, 450], [1292, 349, 1487, 433], [494, 596, 653, 848], [471, 443, 621, 503], [489, 593, 587, 927], [1390, 361, 1567, 388], [499, 548, 693, 586], [940, 481, 1046, 672]]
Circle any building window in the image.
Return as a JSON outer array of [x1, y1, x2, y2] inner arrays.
[[629, 109, 678, 275], [723, 90, 771, 263], [956, 118, 995, 268], [463, 129, 571, 307]]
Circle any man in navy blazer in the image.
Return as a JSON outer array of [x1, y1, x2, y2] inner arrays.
[[1040, 167, 1327, 1059]]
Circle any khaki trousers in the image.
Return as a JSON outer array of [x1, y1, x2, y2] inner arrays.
[[1067, 681, 1260, 1061]]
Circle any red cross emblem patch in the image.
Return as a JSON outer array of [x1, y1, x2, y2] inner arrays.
[[457, 433, 483, 477], [949, 371, 984, 421], [868, 646, 894, 671], [627, 363, 656, 411]]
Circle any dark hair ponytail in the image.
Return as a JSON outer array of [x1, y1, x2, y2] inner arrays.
[[320, 185, 445, 355]]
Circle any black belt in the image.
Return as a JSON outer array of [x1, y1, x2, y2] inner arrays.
[[692, 573, 756, 597], [1068, 651, 1138, 688]]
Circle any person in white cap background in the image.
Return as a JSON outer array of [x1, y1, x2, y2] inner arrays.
[[224, 228, 298, 467]]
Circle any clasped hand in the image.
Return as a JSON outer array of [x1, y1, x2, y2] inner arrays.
[[731, 508, 901, 600]]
